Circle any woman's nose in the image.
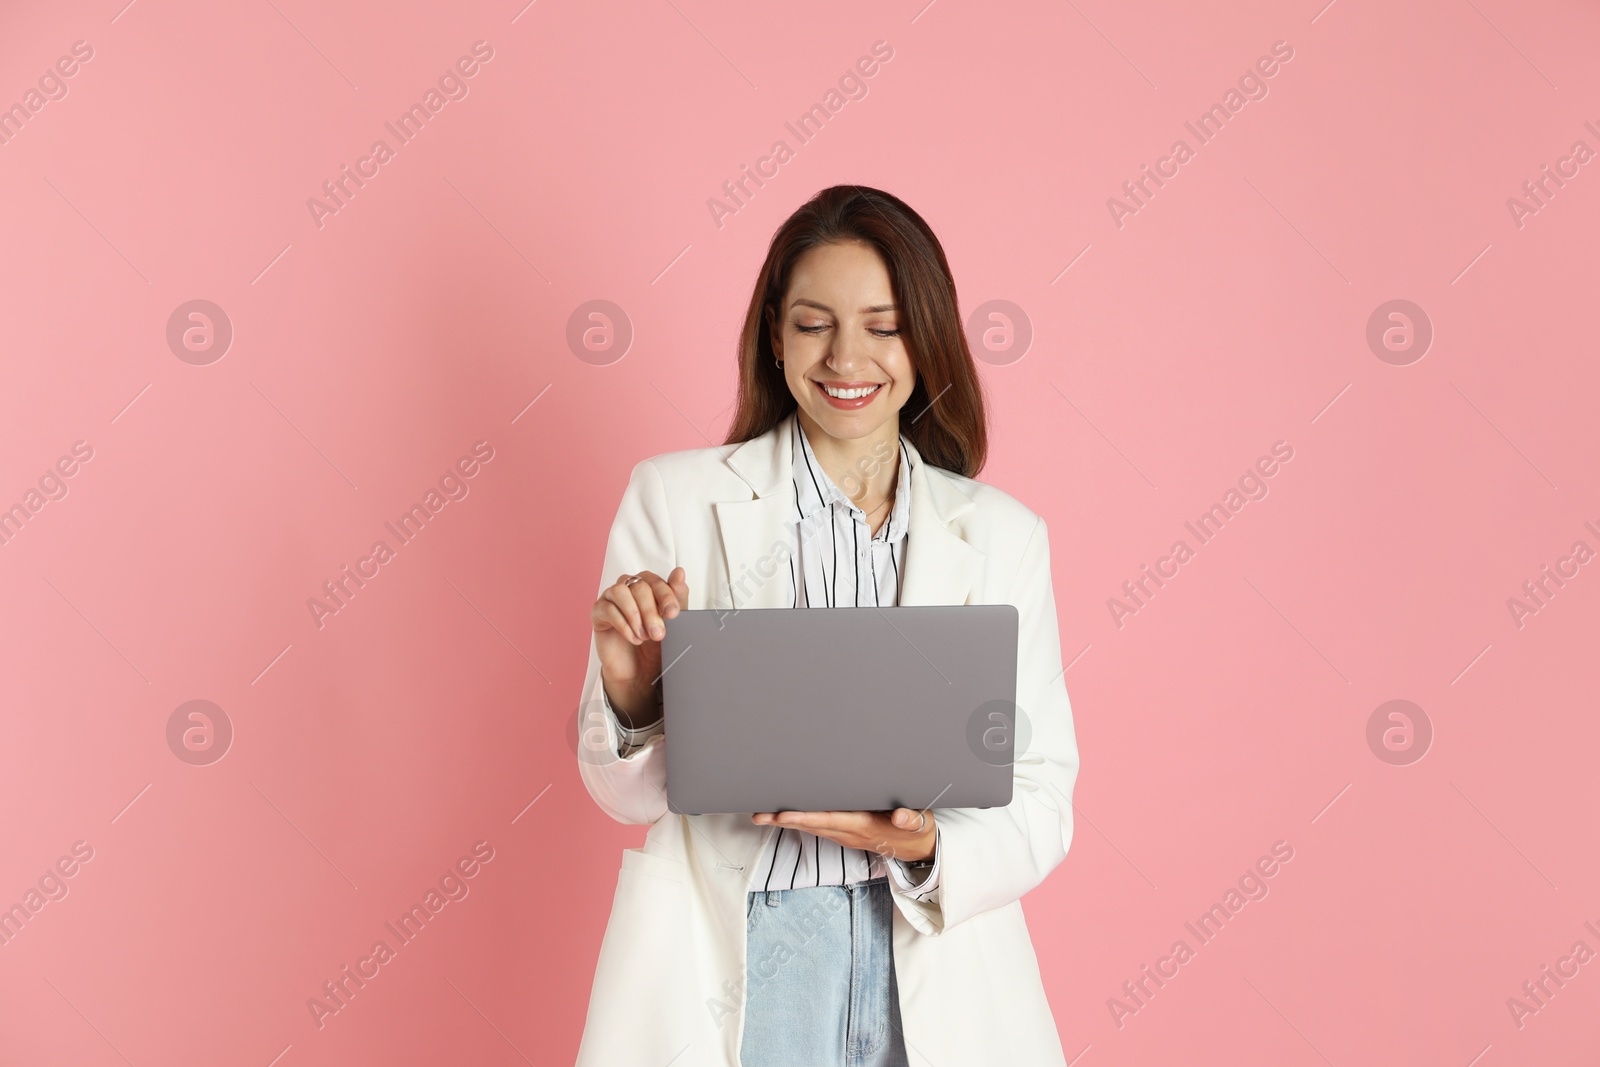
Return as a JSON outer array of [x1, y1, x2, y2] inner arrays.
[[826, 336, 868, 374]]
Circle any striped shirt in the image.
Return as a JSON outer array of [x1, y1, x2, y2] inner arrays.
[[608, 413, 941, 902]]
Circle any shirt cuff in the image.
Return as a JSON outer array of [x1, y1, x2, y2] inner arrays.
[[601, 686, 663, 758], [887, 825, 941, 901]]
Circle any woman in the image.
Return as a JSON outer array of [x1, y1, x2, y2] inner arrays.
[[574, 185, 1080, 1066]]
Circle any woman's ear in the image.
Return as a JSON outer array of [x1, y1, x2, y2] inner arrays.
[[765, 304, 783, 361]]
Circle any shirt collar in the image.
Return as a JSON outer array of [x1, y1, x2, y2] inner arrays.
[[792, 414, 912, 544]]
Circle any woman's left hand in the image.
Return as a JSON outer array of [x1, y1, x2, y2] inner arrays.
[[751, 808, 937, 863]]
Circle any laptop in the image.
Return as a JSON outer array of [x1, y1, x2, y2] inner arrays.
[[659, 604, 1019, 815]]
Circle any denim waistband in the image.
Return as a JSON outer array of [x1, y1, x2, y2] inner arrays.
[[751, 873, 890, 908]]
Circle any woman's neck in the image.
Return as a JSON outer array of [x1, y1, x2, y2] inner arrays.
[[796, 410, 901, 522]]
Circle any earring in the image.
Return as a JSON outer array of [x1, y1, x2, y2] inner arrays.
[[774, 357, 783, 367]]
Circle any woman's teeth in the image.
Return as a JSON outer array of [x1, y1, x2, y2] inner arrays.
[[821, 383, 882, 399]]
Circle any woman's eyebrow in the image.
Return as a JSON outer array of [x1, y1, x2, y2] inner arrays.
[[790, 298, 898, 314]]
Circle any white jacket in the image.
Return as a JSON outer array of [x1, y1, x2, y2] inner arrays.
[[574, 410, 1080, 1066]]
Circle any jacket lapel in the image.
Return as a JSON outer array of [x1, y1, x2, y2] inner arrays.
[[713, 411, 984, 610]]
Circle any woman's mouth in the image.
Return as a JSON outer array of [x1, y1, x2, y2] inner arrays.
[[814, 380, 885, 410]]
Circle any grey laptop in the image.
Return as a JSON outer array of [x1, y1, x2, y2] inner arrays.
[[660, 604, 1019, 815]]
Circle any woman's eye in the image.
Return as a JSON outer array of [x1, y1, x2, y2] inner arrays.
[[792, 323, 899, 337]]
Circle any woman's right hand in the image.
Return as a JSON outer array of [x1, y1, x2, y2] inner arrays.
[[591, 566, 688, 722]]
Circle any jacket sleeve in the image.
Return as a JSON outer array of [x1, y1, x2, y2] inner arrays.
[[889, 514, 1080, 935], [575, 459, 675, 826], [885, 825, 942, 903]]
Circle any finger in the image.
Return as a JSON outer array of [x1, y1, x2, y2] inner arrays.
[[601, 584, 646, 641], [774, 810, 874, 835], [760, 811, 822, 835], [771, 810, 828, 827], [595, 597, 643, 644], [645, 574, 679, 625], [602, 584, 645, 640], [625, 574, 667, 640], [891, 808, 927, 831], [667, 566, 689, 614], [751, 812, 806, 828]]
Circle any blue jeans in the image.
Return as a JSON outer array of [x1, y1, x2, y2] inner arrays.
[[739, 876, 911, 1067]]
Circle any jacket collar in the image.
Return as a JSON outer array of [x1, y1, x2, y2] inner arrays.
[[714, 410, 982, 609]]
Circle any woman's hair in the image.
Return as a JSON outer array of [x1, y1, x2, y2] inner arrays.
[[723, 185, 989, 477]]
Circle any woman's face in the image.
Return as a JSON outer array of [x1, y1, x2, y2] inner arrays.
[[767, 240, 917, 444]]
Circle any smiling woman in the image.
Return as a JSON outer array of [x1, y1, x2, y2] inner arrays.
[[574, 185, 1079, 1067]]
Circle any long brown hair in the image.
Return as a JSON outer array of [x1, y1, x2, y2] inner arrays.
[[723, 185, 989, 477]]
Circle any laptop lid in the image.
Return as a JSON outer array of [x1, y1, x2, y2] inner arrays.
[[660, 604, 1018, 815]]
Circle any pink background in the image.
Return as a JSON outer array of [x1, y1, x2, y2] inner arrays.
[[2, 0, 1597, 1063]]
